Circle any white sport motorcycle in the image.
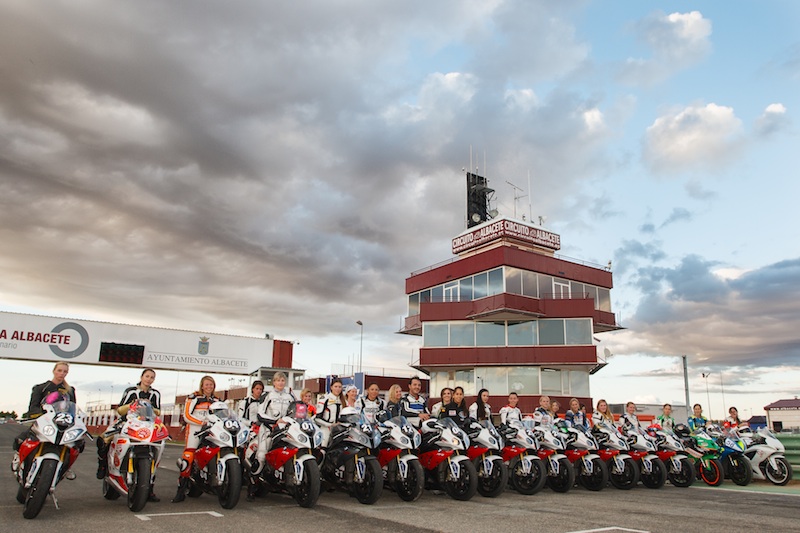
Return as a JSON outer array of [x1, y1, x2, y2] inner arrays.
[[739, 426, 793, 485], [376, 413, 424, 501], [100, 399, 170, 511]]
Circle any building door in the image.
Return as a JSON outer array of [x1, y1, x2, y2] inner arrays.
[[553, 279, 570, 299]]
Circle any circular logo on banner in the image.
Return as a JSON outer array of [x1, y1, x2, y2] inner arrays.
[[49, 322, 89, 359]]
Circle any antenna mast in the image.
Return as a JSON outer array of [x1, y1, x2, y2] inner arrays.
[[505, 180, 528, 219]]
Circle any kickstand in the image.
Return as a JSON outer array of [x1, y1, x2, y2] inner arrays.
[[51, 492, 60, 510]]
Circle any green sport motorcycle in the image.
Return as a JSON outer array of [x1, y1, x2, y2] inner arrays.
[[674, 424, 724, 486]]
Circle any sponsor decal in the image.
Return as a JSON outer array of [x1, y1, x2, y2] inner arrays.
[[0, 321, 89, 359]]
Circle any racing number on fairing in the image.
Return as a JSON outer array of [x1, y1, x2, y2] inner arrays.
[[54, 412, 74, 425], [300, 421, 315, 433], [361, 424, 372, 433], [223, 419, 239, 431]]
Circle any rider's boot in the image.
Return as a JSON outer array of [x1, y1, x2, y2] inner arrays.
[[96, 437, 108, 479], [171, 476, 189, 503]]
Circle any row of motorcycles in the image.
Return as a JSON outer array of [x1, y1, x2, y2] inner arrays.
[[11, 397, 795, 519]]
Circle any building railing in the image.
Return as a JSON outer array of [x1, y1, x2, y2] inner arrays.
[[409, 252, 609, 277]]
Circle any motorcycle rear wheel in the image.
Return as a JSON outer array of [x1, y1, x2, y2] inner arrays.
[[23, 458, 57, 519], [476, 456, 508, 498], [509, 456, 547, 495], [728, 455, 752, 486], [578, 457, 609, 491], [390, 458, 424, 502], [640, 457, 667, 489], [442, 459, 478, 501], [608, 457, 639, 490], [546, 457, 575, 493], [127, 457, 152, 512], [352, 457, 383, 505], [217, 458, 243, 509], [698, 457, 724, 486], [667, 456, 696, 487], [765, 457, 793, 486], [291, 458, 321, 508]]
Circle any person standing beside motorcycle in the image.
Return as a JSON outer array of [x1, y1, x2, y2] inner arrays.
[[687, 403, 708, 432], [300, 388, 317, 416], [591, 399, 615, 429], [432, 388, 453, 418], [453, 387, 468, 416], [725, 406, 744, 428], [385, 384, 403, 417], [237, 380, 264, 425], [565, 397, 588, 430], [173, 375, 219, 503], [656, 403, 676, 431], [551, 400, 561, 420], [400, 376, 430, 428], [619, 401, 640, 430], [499, 392, 522, 425], [533, 395, 554, 426], [343, 385, 360, 411], [359, 383, 385, 424], [469, 388, 491, 421], [316, 378, 346, 445]]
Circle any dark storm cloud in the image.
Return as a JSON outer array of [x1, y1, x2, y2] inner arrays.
[[0, 1, 617, 367], [620, 256, 800, 368]]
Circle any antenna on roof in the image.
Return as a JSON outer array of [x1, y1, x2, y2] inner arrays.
[[506, 180, 527, 219]]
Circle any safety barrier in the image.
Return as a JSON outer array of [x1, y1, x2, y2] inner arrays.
[[778, 435, 800, 471]]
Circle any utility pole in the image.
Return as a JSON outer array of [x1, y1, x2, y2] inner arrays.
[[682, 355, 690, 414]]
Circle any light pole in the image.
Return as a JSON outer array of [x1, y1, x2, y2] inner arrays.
[[719, 372, 726, 415], [356, 320, 363, 374], [701, 372, 712, 420]]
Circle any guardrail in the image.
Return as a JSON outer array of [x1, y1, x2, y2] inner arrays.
[[778, 435, 800, 471]]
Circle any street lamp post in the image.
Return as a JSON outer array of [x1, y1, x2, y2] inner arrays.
[[356, 321, 363, 374], [701, 372, 712, 420]]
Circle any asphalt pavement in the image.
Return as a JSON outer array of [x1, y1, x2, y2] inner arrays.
[[2, 423, 799, 533]]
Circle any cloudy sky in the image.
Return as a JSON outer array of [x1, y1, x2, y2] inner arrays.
[[1, 1, 798, 420]]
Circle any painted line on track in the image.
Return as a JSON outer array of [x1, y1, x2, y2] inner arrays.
[[690, 484, 800, 497], [564, 527, 650, 533], [135, 510, 224, 521]]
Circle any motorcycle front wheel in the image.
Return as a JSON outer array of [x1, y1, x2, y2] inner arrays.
[[217, 457, 243, 509], [545, 457, 575, 493], [698, 457, 724, 486], [509, 456, 547, 495], [390, 458, 424, 502], [127, 457, 152, 512], [442, 459, 478, 501], [352, 457, 383, 505], [578, 457, 609, 492], [640, 457, 667, 489], [728, 455, 753, 486], [667, 456, 696, 487], [608, 457, 640, 490], [765, 457, 793, 486], [23, 458, 57, 519], [475, 456, 508, 498], [291, 458, 321, 508]]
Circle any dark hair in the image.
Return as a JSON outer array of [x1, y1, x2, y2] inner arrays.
[[508, 392, 518, 398], [475, 388, 490, 421], [138, 368, 156, 387], [440, 387, 453, 398], [251, 380, 264, 392], [409, 376, 422, 385], [453, 386, 467, 411], [663, 403, 672, 409], [330, 378, 346, 404], [693, 403, 702, 410]]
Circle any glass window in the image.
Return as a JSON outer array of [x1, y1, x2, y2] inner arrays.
[[430, 371, 449, 394], [408, 293, 419, 316], [430, 285, 442, 303], [488, 268, 503, 296], [423, 323, 449, 347], [508, 367, 539, 395], [476, 322, 505, 346], [570, 281, 584, 299], [538, 319, 565, 345], [480, 367, 508, 395], [562, 371, 570, 394], [450, 323, 475, 346], [554, 278, 570, 299], [586, 285, 598, 307], [508, 321, 534, 346], [420, 289, 431, 304], [459, 277, 473, 301], [541, 368, 562, 395], [444, 281, 458, 302], [505, 267, 522, 295], [539, 275, 553, 298], [522, 270, 538, 298], [569, 371, 590, 396], [455, 369, 476, 395], [473, 272, 487, 300], [598, 288, 611, 312], [565, 319, 592, 345]]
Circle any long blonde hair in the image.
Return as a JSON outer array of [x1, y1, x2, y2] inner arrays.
[[387, 384, 402, 404], [195, 375, 216, 396], [596, 399, 614, 422]]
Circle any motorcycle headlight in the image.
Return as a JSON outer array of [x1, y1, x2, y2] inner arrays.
[[43, 425, 56, 437], [413, 432, 421, 448], [451, 437, 461, 447], [63, 428, 83, 443], [237, 430, 249, 447], [298, 433, 308, 444], [314, 431, 323, 447], [219, 431, 231, 443], [400, 436, 409, 446]]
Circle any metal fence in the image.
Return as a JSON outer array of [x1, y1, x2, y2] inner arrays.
[[778, 435, 800, 471]]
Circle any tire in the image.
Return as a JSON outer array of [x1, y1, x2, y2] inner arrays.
[[16, 485, 28, 504], [608, 457, 640, 490], [667, 456, 696, 488], [475, 456, 508, 498], [545, 457, 575, 493], [698, 457, 724, 487], [352, 457, 383, 505], [217, 458, 243, 509], [188, 462, 204, 497], [127, 457, 151, 512], [442, 459, 478, 501], [640, 457, 667, 489], [728, 455, 753, 486], [291, 458, 321, 508], [509, 456, 547, 495], [764, 457, 793, 486], [103, 479, 121, 500], [23, 459, 57, 519], [391, 459, 424, 502], [578, 457, 609, 492]]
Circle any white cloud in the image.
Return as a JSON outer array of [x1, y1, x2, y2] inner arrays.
[[643, 103, 743, 173], [754, 102, 789, 137]]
